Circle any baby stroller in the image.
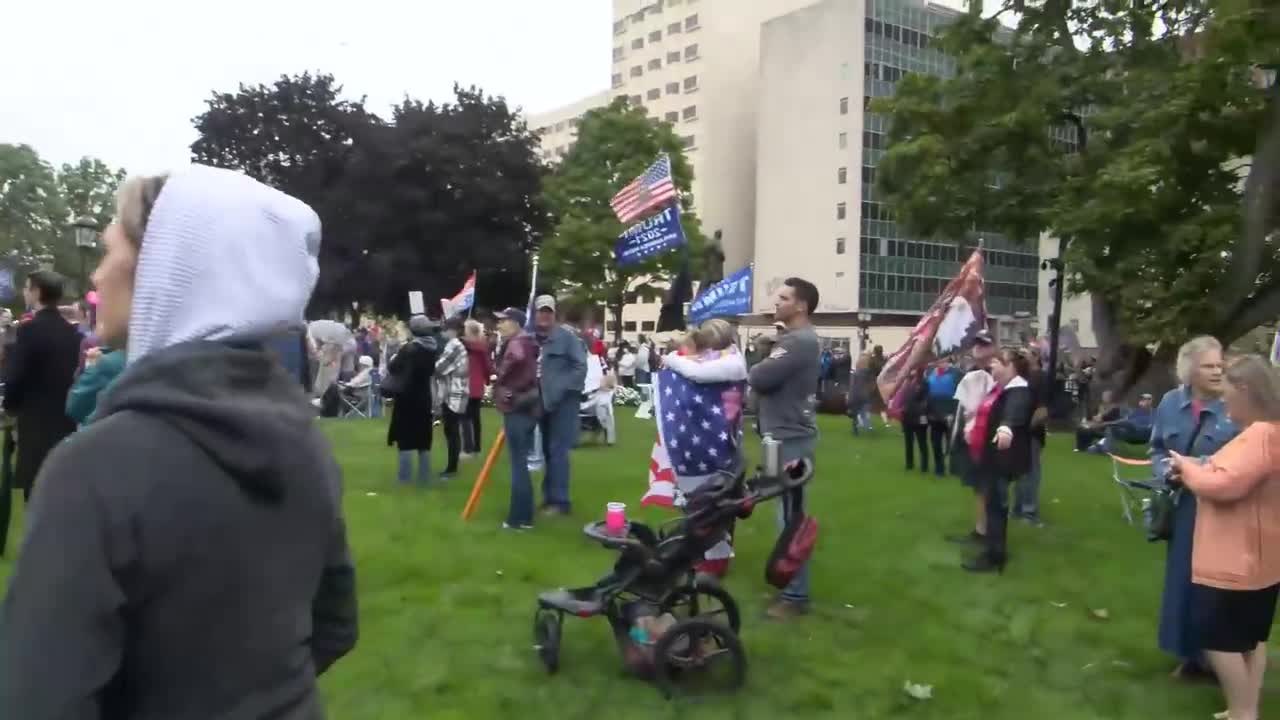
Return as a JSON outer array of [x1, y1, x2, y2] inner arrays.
[[533, 457, 814, 696]]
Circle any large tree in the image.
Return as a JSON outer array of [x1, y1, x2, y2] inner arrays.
[[190, 74, 547, 317], [540, 98, 706, 339], [0, 144, 66, 276], [54, 157, 128, 289], [873, 0, 1280, 392], [0, 145, 126, 296]]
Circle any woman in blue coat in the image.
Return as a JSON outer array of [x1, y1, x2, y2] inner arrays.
[[1150, 336, 1239, 680]]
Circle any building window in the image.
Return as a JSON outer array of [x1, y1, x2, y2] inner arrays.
[[836, 238, 847, 254], [667, 51, 681, 64], [632, 38, 645, 50], [642, 320, 656, 331], [649, 30, 662, 42], [613, 20, 626, 35], [554, 121, 565, 132], [837, 167, 847, 184], [684, 43, 699, 60], [684, 75, 699, 91], [648, 58, 662, 70], [613, 46, 625, 62], [630, 94, 643, 107], [668, 21, 682, 34], [683, 105, 697, 120], [647, 88, 661, 100], [838, 132, 848, 149], [630, 65, 643, 78], [665, 111, 679, 123], [839, 97, 849, 114], [685, 14, 700, 30], [666, 81, 680, 95], [612, 73, 623, 88], [624, 321, 637, 332], [681, 135, 696, 148], [836, 202, 847, 220]]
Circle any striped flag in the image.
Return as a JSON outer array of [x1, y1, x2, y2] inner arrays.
[[440, 270, 476, 319], [610, 155, 677, 225]]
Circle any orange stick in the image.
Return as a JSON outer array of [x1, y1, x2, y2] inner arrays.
[[461, 430, 506, 521]]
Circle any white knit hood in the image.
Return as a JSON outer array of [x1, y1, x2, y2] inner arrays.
[[127, 165, 321, 366]]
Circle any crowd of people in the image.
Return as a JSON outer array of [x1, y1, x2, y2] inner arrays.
[[0, 164, 1275, 720]]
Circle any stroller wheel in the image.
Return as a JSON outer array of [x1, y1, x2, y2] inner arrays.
[[653, 618, 747, 697], [533, 609, 563, 673], [661, 583, 741, 633]]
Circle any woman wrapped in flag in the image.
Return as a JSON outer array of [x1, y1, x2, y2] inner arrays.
[[641, 319, 747, 577]]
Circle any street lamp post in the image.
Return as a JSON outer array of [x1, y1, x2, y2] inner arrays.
[[72, 215, 100, 295], [856, 312, 873, 354]]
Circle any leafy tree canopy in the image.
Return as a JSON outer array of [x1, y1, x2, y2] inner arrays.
[[0, 144, 125, 297], [540, 98, 706, 336], [874, 0, 1279, 386], [191, 73, 549, 317]]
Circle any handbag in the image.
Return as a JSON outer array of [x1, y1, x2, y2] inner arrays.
[[1145, 416, 1205, 542]]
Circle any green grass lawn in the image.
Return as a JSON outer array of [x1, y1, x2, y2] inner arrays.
[[1, 411, 1273, 719]]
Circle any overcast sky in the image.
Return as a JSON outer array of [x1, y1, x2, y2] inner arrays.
[[0, 0, 613, 174]]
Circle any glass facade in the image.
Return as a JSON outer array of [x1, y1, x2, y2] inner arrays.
[[858, 0, 1039, 316]]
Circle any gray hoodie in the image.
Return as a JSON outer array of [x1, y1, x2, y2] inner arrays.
[[0, 341, 357, 719]]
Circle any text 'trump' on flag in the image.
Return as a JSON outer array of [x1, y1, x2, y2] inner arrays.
[[611, 155, 677, 225]]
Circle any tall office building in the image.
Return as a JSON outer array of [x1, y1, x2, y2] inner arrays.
[[527, 0, 1093, 351], [754, 0, 1042, 349], [531, 0, 822, 274]]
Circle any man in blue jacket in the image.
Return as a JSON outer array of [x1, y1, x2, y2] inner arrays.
[[532, 295, 587, 516]]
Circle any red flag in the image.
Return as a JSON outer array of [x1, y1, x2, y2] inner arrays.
[[877, 249, 987, 419]]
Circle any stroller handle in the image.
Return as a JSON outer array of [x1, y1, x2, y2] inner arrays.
[[745, 458, 813, 503]]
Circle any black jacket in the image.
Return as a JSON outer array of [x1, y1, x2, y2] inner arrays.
[[0, 341, 357, 720], [387, 335, 438, 451], [975, 377, 1035, 477], [2, 307, 82, 491]]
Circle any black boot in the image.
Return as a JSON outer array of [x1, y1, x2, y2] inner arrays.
[[962, 553, 1005, 574]]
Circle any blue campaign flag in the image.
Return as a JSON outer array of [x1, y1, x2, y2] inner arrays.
[[614, 203, 687, 266], [689, 265, 752, 325]]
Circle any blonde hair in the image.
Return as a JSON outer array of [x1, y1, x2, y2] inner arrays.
[[1176, 335, 1223, 386], [115, 174, 169, 250], [691, 318, 735, 352], [464, 319, 485, 338], [1225, 355, 1280, 422]]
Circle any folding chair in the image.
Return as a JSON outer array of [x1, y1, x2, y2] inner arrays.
[[1108, 453, 1156, 525], [339, 385, 372, 419]]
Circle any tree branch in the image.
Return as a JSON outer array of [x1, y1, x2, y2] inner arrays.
[[1218, 81, 1280, 319], [1223, 279, 1280, 344]]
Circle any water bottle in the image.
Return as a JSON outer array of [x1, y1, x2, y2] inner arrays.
[[762, 434, 781, 478]]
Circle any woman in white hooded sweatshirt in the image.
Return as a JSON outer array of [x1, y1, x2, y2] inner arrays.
[[0, 165, 358, 719]]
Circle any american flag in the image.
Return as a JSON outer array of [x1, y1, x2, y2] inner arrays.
[[641, 367, 743, 569], [641, 367, 744, 508], [610, 155, 677, 225]]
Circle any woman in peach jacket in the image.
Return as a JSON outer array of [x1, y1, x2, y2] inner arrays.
[[1170, 355, 1280, 720]]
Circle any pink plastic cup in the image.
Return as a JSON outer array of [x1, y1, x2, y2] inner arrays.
[[605, 502, 627, 535]]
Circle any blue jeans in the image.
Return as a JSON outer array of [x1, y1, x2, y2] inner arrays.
[[539, 400, 578, 511], [850, 405, 871, 435], [1015, 435, 1043, 518], [503, 412, 538, 526], [775, 437, 816, 603]]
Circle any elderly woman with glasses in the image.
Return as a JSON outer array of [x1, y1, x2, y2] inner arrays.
[[1151, 336, 1240, 682]]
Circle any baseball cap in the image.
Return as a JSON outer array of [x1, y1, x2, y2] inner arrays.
[[534, 294, 557, 311], [973, 330, 994, 346], [495, 307, 527, 327]]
